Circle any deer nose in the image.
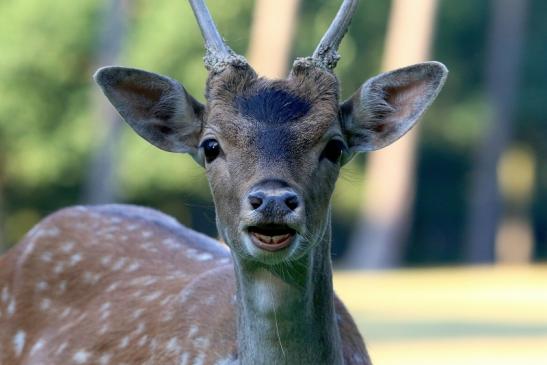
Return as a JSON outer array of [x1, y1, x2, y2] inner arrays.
[[247, 190, 300, 214]]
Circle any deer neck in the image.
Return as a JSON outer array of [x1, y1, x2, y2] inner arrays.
[[230, 223, 343, 365]]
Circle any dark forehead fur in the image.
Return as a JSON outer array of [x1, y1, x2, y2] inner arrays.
[[236, 88, 311, 125], [204, 64, 340, 147]]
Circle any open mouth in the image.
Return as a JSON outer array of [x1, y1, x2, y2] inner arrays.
[[247, 225, 296, 252]]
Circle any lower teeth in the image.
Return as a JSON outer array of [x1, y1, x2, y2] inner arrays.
[[254, 233, 290, 244]]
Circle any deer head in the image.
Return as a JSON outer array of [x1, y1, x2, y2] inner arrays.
[[94, 0, 447, 267]]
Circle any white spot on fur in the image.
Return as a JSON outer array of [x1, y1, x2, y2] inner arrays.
[[111, 257, 127, 271], [100, 255, 112, 266], [58, 280, 67, 294], [60, 307, 72, 319], [125, 261, 141, 273], [187, 325, 198, 338], [30, 339, 45, 355], [53, 262, 65, 274], [144, 290, 162, 302], [160, 295, 175, 306], [40, 251, 53, 262], [59, 321, 76, 333], [132, 308, 145, 319], [36, 281, 49, 292], [179, 352, 189, 365], [61, 241, 75, 253], [138, 335, 148, 347], [55, 342, 68, 355], [143, 277, 158, 286], [106, 282, 120, 292], [141, 230, 153, 238], [98, 323, 109, 335], [140, 242, 158, 253], [69, 253, 83, 266], [100, 302, 111, 321], [193, 352, 206, 365], [178, 287, 194, 304], [40, 298, 51, 311], [83, 271, 101, 285], [214, 358, 236, 365], [193, 337, 210, 350], [99, 353, 112, 365], [13, 330, 25, 357], [129, 276, 158, 287], [131, 290, 144, 298], [161, 310, 175, 322], [118, 336, 129, 349], [1, 286, 9, 303], [76, 312, 87, 322], [7, 298, 16, 317], [133, 322, 145, 335], [73, 350, 90, 363], [186, 248, 213, 262], [126, 223, 139, 231], [43, 226, 60, 237], [166, 337, 181, 353], [205, 295, 215, 306]]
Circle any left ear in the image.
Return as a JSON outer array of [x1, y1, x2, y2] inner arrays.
[[340, 61, 448, 152], [94, 66, 204, 156]]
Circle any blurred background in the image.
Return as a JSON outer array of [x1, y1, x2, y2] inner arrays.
[[0, 0, 546, 363]]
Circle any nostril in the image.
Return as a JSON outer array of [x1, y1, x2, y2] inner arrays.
[[285, 195, 299, 211], [248, 194, 263, 210]]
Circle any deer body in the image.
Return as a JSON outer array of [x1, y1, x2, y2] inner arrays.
[[1, 0, 447, 363], [0, 204, 366, 364]]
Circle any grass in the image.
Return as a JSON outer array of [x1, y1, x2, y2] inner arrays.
[[334, 265, 547, 365]]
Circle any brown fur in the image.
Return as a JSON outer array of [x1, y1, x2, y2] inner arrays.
[[0, 205, 368, 364]]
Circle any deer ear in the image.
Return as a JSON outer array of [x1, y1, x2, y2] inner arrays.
[[94, 66, 204, 155], [340, 61, 447, 153]]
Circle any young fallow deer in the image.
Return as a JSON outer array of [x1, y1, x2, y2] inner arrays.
[[0, 0, 447, 364]]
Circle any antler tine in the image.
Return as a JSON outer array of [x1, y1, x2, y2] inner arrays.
[[312, 0, 360, 69], [188, 0, 245, 72]]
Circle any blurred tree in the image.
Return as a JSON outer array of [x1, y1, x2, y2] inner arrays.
[[0, 0, 102, 248], [83, 0, 131, 204], [342, 0, 439, 269], [83, 0, 129, 204], [247, 0, 300, 78], [465, 0, 528, 263]]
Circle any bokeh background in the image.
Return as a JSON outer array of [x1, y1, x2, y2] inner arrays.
[[1, 0, 546, 363]]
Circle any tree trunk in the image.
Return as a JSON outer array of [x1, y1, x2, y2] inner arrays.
[[466, 0, 528, 263], [343, 0, 439, 269], [83, 0, 129, 204], [246, 0, 300, 78]]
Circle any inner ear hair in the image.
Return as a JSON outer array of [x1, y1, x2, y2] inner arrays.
[[341, 61, 448, 152]]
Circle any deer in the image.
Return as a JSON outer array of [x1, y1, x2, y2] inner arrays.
[[0, 0, 447, 364]]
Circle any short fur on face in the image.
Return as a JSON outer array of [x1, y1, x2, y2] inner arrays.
[[94, 61, 447, 262]]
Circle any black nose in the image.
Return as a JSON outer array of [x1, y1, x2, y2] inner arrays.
[[247, 190, 300, 214]]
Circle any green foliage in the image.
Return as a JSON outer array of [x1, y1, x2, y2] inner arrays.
[[0, 0, 545, 262]]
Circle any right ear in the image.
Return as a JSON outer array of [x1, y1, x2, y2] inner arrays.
[[94, 66, 204, 156]]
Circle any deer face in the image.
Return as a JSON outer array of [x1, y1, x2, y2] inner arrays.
[[94, 0, 447, 265], [201, 65, 343, 263]]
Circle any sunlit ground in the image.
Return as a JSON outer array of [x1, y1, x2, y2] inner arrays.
[[334, 265, 547, 365]]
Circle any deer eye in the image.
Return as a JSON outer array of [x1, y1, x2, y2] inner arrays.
[[321, 139, 346, 163], [201, 138, 221, 163]]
